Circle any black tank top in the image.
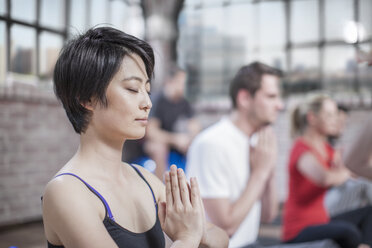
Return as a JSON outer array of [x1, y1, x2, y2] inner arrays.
[[47, 165, 165, 248]]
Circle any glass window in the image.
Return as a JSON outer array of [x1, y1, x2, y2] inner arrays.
[[323, 45, 356, 91], [290, 0, 319, 43], [90, 0, 107, 27], [287, 48, 320, 94], [291, 47, 319, 72], [122, 5, 145, 39], [358, 43, 372, 92], [110, 0, 126, 29], [257, 1, 286, 49], [359, 0, 372, 42], [39, 32, 63, 80], [40, 0, 65, 30], [201, 5, 224, 34], [0, 22, 6, 85], [325, 0, 353, 41], [11, 0, 36, 23], [224, 4, 253, 51], [70, 0, 87, 33], [185, 0, 201, 7], [178, 7, 202, 69], [201, 0, 223, 7], [257, 49, 286, 71], [10, 25, 36, 75], [0, 0, 6, 15]]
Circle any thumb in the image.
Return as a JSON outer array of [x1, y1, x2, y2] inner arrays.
[[158, 201, 166, 227]]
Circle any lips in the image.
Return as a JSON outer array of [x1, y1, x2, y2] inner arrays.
[[135, 118, 148, 125], [135, 118, 148, 121]]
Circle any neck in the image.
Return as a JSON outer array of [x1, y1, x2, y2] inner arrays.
[[73, 129, 126, 177], [229, 110, 259, 137], [302, 127, 326, 146]]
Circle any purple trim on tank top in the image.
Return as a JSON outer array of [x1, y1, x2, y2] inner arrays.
[[55, 173, 115, 221], [129, 165, 157, 207]]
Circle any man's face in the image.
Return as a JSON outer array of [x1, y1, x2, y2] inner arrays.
[[250, 74, 283, 126]]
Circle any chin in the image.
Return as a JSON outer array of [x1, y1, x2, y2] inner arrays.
[[125, 130, 146, 140]]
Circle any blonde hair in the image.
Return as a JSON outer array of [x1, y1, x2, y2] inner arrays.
[[291, 94, 332, 137]]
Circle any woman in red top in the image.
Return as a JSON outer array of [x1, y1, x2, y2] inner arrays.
[[282, 95, 372, 248]]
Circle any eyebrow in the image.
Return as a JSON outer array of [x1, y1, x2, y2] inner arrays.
[[123, 76, 150, 84]]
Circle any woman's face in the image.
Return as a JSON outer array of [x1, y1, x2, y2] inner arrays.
[[314, 99, 338, 136], [89, 53, 152, 141]]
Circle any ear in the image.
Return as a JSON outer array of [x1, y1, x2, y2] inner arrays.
[[306, 111, 316, 125], [81, 99, 95, 111], [236, 89, 252, 109]]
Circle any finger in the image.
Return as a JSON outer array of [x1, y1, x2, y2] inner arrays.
[[170, 164, 182, 207], [158, 201, 166, 227], [190, 177, 201, 208], [164, 172, 173, 207], [178, 168, 191, 207]]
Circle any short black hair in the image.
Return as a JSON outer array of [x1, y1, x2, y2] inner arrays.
[[229, 61, 282, 108], [54, 27, 155, 134], [337, 103, 349, 113]]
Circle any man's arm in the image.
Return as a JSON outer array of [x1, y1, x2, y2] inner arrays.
[[344, 117, 372, 179], [202, 170, 272, 237], [260, 170, 278, 223], [202, 127, 277, 237]]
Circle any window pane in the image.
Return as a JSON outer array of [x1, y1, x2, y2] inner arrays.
[[359, 0, 372, 42], [325, 0, 353, 41], [286, 48, 320, 94], [292, 48, 319, 71], [11, 0, 36, 23], [0, 22, 6, 85], [225, 4, 253, 52], [122, 5, 145, 39], [323, 45, 356, 91], [178, 7, 202, 93], [40, 0, 65, 30], [109, 0, 126, 29], [257, 49, 286, 71], [90, 0, 107, 27], [0, 0, 6, 15], [201, 0, 223, 7], [201, 5, 224, 34], [185, 0, 201, 6], [10, 25, 36, 75], [258, 1, 286, 49], [290, 0, 319, 43], [358, 44, 372, 94], [39, 32, 63, 80], [70, 0, 87, 32]]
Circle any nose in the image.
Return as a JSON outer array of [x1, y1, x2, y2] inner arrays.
[[277, 98, 284, 111], [140, 91, 152, 111]]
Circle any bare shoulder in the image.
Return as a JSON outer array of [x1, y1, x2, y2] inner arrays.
[[42, 175, 113, 247], [42, 175, 101, 225], [131, 164, 165, 202]]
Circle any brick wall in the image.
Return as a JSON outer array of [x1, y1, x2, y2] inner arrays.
[[0, 82, 78, 226]]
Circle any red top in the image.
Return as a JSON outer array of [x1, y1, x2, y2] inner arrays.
[[282, 138, 334, 241]]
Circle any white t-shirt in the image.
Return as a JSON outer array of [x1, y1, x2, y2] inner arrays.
[[186, 117, 261, 248]]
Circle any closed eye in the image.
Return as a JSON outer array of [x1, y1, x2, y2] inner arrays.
[[127, 88, 139, 93]]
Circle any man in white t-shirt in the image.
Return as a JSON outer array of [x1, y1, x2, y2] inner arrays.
[[186, 62, 283, 248]]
